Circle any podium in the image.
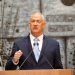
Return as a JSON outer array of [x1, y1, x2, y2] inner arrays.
[[0, 69, 73, 75]]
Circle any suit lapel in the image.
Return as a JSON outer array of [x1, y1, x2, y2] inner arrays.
[[26, 35, 37, 64], [38, 36, 48, 63]]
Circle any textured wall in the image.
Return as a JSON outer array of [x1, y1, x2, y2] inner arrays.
[[0, 0, 75, 70], [42, 0, 75, 68]]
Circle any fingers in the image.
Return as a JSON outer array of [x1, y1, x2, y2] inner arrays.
[[15, 50, 23, 58], [13, 50, 23, 63]]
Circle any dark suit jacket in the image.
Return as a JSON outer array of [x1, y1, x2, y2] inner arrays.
[[5, 35, 63, 70]]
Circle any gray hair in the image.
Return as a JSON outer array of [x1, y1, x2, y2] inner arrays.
[[30, 11, 46, 21]]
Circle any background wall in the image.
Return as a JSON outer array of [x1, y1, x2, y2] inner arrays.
[[0, 0, 75, 70]]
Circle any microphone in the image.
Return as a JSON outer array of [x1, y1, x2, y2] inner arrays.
[[41, 50, 63, 69], [18, 50, 33, 70], [41, 51, 54, 69]]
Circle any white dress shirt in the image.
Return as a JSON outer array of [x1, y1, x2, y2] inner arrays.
[[30, 34, 43, 51]]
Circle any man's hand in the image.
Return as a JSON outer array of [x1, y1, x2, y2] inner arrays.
[[12, 50, 23, 65]]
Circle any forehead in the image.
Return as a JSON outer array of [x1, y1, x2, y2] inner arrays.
[[30, 13, 43, 20]]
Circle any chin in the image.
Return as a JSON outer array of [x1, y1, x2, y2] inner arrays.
[[31, 29, 40, 33], [32, 31, 39, 34], [33, 32, 38, 34]]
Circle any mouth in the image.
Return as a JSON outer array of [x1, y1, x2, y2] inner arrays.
[[32, 27, 39, 32], [33, 26, 38, 29]]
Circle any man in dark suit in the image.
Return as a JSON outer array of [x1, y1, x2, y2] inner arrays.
[[5, 12, 63, 70]]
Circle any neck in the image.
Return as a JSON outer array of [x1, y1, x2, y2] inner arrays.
[[31, 32, 43, 37]]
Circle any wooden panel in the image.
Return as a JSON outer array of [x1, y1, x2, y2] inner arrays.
[[0, 69, 73, 75]]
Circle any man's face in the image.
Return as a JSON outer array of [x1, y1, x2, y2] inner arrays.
[[29, 13, 45, 36]]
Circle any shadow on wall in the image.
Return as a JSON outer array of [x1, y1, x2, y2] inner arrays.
[[61, 0, 75, 6]]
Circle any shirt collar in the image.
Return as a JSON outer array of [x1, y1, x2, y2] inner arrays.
[[30, 34, 44, 41]]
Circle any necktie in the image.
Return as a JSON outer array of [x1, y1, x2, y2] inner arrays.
[[33, 38, 40, 62]]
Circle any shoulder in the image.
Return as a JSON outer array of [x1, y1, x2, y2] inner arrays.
[[44, 36, 59, 45], [14, 36, 29, 44]]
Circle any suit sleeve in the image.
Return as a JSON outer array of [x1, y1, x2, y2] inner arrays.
[[54, 43, 63, 69], [5, 42, 19, 70]]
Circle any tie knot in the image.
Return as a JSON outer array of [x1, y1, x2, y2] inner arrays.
[[34, 38, 39, 41], [33, 38, 39, 46]]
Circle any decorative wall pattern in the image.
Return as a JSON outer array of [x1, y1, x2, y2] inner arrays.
[[0, 0, 75, 70]]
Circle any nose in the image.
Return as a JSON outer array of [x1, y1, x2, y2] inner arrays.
[[34, 21, 37, 25]]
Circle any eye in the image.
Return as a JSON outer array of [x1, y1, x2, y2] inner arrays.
[[37, 20, 41, 23], [31, 20, 35, 23]]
